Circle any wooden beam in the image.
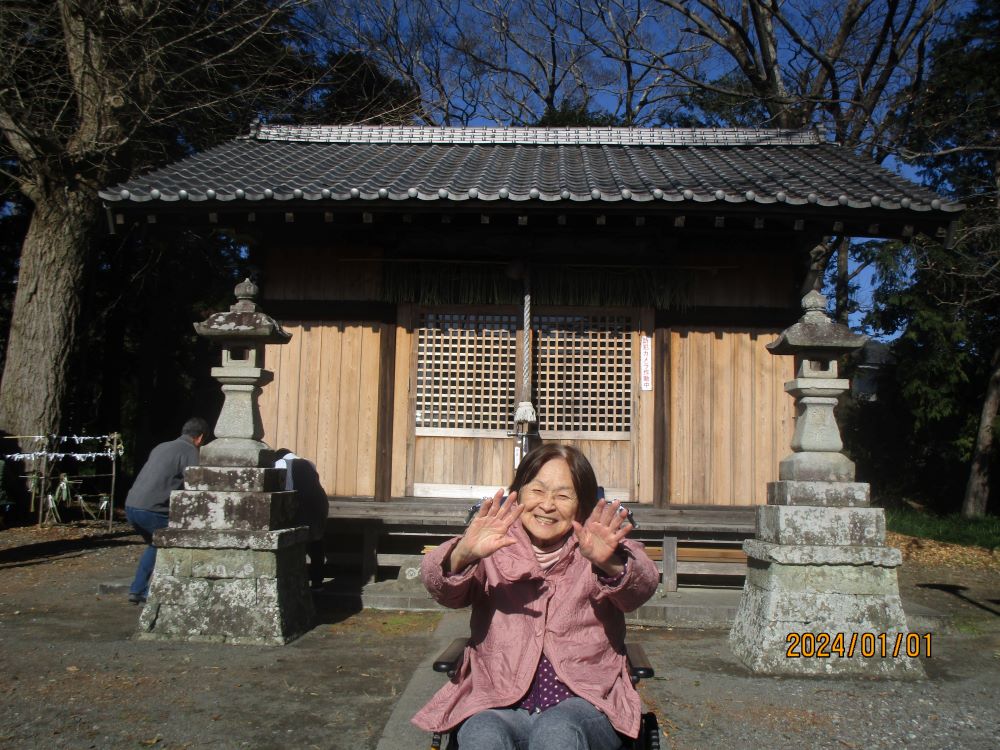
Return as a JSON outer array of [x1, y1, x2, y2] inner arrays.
[[264, 300, 396, 322], [656, 306, 797, 328]]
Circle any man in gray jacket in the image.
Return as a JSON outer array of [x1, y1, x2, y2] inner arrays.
[[125, 417, 209, 603]]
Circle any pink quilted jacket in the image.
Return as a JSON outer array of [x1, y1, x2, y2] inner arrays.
[[411, 520, 659, 738]]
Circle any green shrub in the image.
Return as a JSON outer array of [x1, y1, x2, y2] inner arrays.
[[885, 508, 1000, 550]]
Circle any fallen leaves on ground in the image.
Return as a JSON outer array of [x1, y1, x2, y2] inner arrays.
[[887, 531, 1000, 571], [0, 519, 133, 551]]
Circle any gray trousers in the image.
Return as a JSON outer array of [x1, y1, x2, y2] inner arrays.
[[455, 697, 623, 750]]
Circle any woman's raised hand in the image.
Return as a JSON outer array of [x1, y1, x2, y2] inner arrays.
[[448, 489, 522, 573], [572, 498, 633, 577]]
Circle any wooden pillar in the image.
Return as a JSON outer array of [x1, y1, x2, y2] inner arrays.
[[653, 327, 671, 507], [661, 534, 678, 593], [361, 523, 379, 585], [374, 315, 397, 501]]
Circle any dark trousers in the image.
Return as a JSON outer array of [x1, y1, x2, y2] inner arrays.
[[126, 506, 169, 598], [307, 540, 326, 587]]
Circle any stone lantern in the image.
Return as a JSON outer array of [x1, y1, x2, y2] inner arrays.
[[729, 291, 922, 677], [769, 290, 865, 484], [194, 278, 290, 467], [136, 280, 314, 645]]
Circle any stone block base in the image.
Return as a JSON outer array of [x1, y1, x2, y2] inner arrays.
[[756, 505, 885, 546], [198, 437, 275, 468], [729, 557, 924, 678], [779, 451, 856, 482], [138, 537, 314, 644], [768, 480, 870, 507], [138, 485, 315, 646]]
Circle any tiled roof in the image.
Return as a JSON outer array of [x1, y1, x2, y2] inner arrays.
[[101, 125, 959, 214]]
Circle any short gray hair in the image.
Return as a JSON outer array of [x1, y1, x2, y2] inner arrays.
[[181, 417, 210, 438]]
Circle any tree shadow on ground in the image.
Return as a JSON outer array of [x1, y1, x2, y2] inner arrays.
[[0, 533, 137, 567], [917, 583, 1000, 617]]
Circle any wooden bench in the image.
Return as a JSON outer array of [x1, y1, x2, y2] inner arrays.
[[326, 498, 756, 591], [645, 541, 748, 592]]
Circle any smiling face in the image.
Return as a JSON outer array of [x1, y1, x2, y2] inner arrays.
[[518, 457, 580, 548]]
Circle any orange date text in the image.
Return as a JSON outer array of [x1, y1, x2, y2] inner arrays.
[[785, 631, 932, 659]]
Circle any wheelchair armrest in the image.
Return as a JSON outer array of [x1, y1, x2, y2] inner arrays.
[[433, 638, 469, 676], [626, 642, 655, 680]]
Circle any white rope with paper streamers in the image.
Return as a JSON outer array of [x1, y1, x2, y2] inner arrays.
[[2, 434, 124, 462]]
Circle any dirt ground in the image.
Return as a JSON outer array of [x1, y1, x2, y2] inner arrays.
[[0, 523, 440, 749], [1, 521, 998, 750]]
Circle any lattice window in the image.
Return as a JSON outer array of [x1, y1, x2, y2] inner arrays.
[[534, 314, 632, 435], [415, 312, 517, 433]]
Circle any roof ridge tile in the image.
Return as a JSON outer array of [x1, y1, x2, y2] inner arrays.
[[253, 124, 821, 147]]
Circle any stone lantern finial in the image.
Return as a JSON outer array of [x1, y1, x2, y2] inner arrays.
[[194, 279, 291, 467]]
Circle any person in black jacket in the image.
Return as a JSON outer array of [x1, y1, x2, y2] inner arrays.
[[125, 418, 209, 604], [274, 450, 329, 590]]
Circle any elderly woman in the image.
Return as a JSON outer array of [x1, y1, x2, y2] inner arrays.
[[412, 444, 659, 749]]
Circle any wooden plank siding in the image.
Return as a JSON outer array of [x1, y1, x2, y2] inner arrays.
[[668, 328, 794, 505], [413, 436, 512, 495], [260, 321, 382, 497], [545, 438, 632, 500]]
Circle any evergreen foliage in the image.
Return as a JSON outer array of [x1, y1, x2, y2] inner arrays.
[[846, 0, 1000, 515]]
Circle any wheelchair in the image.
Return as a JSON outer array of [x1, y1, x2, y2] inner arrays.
[[429, 638, 661, 749]]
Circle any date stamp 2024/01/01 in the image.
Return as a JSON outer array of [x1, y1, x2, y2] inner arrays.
[[785, 632, 933, 659]]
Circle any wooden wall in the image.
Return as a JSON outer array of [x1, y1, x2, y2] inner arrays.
[[668, 328, 795, 505], [676, 250, 797, 308], [263, 246, 383, 301], [259, 321, 382, 497], [412, 436, 513, 497]]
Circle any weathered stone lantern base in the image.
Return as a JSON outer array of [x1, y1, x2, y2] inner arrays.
[[729, 480, 924, 678], [137, 467, 314, 645]]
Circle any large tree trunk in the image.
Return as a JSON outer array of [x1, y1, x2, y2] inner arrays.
[[0, 189, 99, 441], [962, 343, 1000, 518]]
